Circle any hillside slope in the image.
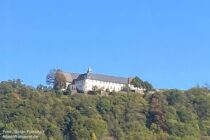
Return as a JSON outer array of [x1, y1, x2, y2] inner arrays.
[[0, 80, 210, 140]]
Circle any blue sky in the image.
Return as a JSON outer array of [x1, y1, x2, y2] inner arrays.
[[0, 0, 210, 89]]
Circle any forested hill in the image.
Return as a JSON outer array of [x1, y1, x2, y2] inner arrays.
[[0, 80, 210, 140]]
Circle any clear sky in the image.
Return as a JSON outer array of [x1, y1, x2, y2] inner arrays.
[[0, 0, 210, 89]]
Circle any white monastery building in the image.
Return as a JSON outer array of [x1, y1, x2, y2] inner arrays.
[[63, 68, 143, 93]]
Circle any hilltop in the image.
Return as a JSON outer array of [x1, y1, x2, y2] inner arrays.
[[0, 80, 210, 140]]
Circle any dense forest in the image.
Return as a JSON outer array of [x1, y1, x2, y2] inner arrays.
[[0, 80, 210, 140]]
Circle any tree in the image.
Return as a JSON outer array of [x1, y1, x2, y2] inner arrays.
[[46, 69, 67, 90], [64, 85, 72, 95], [131, 76, 153, 91], [131, 76, 143, 88], [46, 69, 56, 86], [36, 84, 50, 92], [96, 98, 111, 114], [89, 86, 101, 95], [143, 81, 153, 91], [147, 94, 168, 132]]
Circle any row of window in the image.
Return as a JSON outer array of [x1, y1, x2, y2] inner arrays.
[[76, 80, 123, 87], [88, 80, 123, 86], [85, 85, 121, 91]]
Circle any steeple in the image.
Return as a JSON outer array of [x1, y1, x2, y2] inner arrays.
[[87, 67, 92, 74]]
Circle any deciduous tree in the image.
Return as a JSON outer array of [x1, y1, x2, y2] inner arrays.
[[46, 69, 67, 90]]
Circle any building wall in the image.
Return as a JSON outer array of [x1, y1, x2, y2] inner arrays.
[[74, 79, 126, 92], [84, 79, 125, 92], [73, 78, 145, 93], [74, 80, 86, 92]]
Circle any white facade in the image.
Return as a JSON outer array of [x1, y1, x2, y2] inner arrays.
[[86, 79, 125, 92], [73, 79, 125, 92], [73, 79, 145, 93]]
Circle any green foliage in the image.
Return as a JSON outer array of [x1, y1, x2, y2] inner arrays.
[[0, 80, 210, 139], [143, 81, 153, 91], [0, 79, 23, 94], [96, 98, 112, 114], [131, 76, 153, 91], [89, 86, 101, 95], [131, 76, 143, 88], [147, 93, 168, 132], [46, 69, 67, 91], [63, 85, 72, 95]]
